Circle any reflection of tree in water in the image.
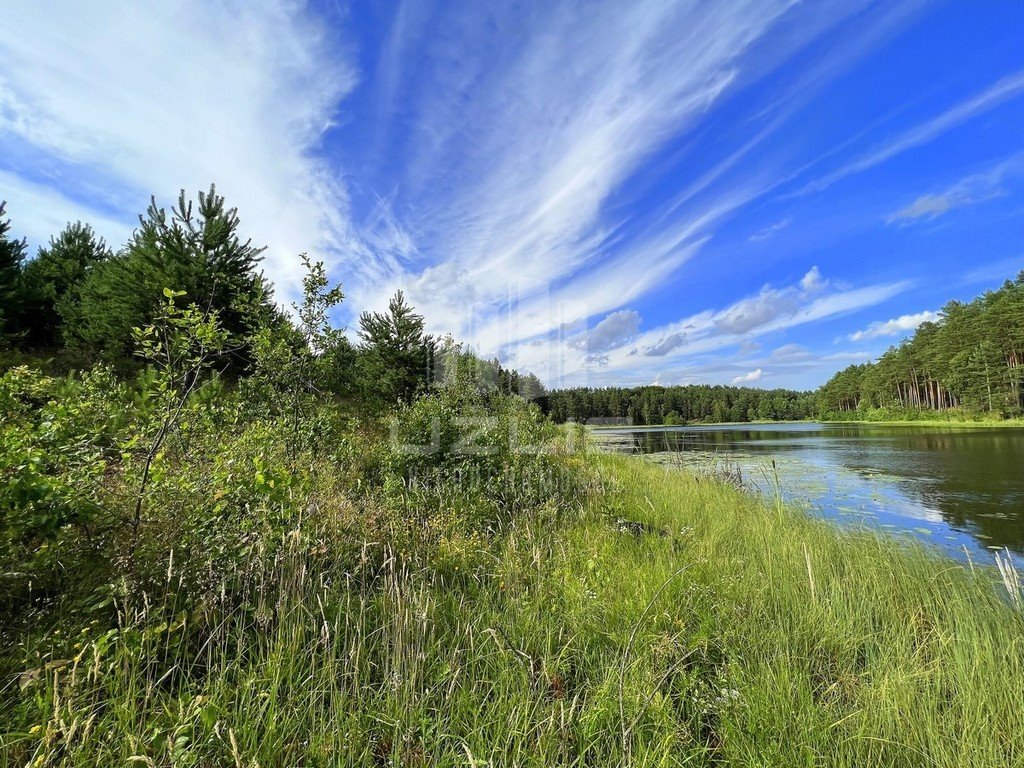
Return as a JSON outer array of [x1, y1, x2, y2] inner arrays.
[[631, 425, 1024, 557], [887, 430, 1024, 554]]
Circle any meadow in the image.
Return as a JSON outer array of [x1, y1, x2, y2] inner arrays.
[[3, 357, 1023, 766]]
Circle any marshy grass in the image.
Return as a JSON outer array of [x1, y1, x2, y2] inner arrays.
[[4, 449, 1024, 765]]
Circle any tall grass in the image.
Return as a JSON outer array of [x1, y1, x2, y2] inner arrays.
[[4, 445, 1024, 765]]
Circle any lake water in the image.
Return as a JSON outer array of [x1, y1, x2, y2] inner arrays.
[[594, 422, 1024, 565]]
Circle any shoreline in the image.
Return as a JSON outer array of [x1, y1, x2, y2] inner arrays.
[[586, 418, 1024, 430]]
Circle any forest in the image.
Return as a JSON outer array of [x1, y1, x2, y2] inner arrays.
[[546, 275, 1024, 426], [3, 189, 1024, 765], [542, 384, 816, 425], [818, 274, 1024, 420]]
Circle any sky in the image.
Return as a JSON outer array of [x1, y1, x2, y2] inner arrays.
[[2, 1, 1023, 391]]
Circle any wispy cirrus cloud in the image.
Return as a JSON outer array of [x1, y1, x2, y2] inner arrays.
[[749, 217, 791, 241], [0, 1, 357, 301], [794, 69, 1024, 196], [887, 153, 1024, 223], [353, 0, 903, 348]]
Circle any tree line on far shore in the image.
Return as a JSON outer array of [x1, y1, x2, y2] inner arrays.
[[818, 274, 1024, 420], [541, 384, 816, 425]]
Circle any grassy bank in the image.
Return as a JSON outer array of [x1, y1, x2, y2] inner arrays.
[[5, 420, 1024, 765]]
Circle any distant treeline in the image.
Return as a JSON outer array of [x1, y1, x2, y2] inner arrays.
[[819, 273, 1024, 420], [541, 384, 816, 425], [545, 275, 1024, 426]]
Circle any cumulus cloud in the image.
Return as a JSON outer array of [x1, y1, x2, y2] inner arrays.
[[731, 368, 763, 385], [848, 310, 941, 341], [800, 265, 828, 293], [569, 309, 641, 353], [714, 266, 822, 334], [644, 332, 687, 357]]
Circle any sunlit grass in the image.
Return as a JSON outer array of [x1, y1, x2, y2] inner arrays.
[[4, 452, 1024, 766]]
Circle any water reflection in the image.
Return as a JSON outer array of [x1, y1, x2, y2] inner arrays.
[[600, 423, 1024, 563]]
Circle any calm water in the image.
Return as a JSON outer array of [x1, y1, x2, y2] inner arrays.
[[596, 422, 1024, 564]]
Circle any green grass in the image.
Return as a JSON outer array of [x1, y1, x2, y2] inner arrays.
[[4, 450, 1024, 766]]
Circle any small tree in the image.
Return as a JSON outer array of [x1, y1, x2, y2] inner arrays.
[[128, 288, 230, 567], [358, 290, 433, 406], [248, 255, 345, 456], [0, 201, 28, 343], [20, 222, 112, 348]]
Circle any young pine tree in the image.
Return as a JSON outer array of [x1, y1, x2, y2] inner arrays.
[[20, 222, 112, 349], [72, 186, 274, 361], [0, 201, 28, 343], [358, 290, 434, 406]]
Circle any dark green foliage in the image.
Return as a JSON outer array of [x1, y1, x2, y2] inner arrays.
[[820, 272, 1024, 419], [19, 222, 112, 348], [0, 201, 28, 342], [432, 337, 547, 405], [70, 186, 275, 361], [544, 383, 815, 424], [358, 290, 435, 405]]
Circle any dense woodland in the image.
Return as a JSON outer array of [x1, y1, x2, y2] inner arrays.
[[543, 385, 816, 424], [819, 274, 1024, 420]]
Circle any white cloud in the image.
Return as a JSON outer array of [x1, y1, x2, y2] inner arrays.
[[731, 368, 763, 385], [800, 265, 827, 293], [849, 310, 941, 341], [0, 2, 357, 302], [505, 267, 910, 388], [887, 153, 1024, 223], [749, 217, 791, 241], [644, 332, 687, 357], [569, 309, 641, 353], [355, 1, 866, 346], [796, 69, 1024, 195], [713, 267, 823, 334], [771, 343, 812, 361], [0, 170, 132, 252]]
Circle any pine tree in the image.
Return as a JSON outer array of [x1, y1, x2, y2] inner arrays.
[[358, 291, 433, 405], [71, 186, 274, 361], [19, 222, 112, 348], [0, 201, 28, 342]]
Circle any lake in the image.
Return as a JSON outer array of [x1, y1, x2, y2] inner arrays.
[[593, 422, 1024, 565]]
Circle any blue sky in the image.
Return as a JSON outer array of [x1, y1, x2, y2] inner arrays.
[[2, 1, 1023, 390]]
